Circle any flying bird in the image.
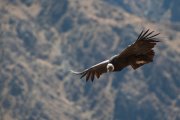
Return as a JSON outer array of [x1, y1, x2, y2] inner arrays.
[[71, 29, 160, 82]]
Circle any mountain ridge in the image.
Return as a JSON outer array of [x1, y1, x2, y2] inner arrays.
[[0, 0, 180, 120]]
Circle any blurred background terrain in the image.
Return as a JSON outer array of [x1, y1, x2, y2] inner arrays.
[[0, 0, 180, 120]]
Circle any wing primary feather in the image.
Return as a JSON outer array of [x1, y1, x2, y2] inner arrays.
[[91, 72, 95, 82], [147, 39, 160, 42], [95, 72, 100, 78], [70, 70, 89, 79], [137, 30, 144, 41], [144, 31, 154, 39], [141, 29, 150, 39], [86, 72, 91, 82], [80, 71, 88, 79], [148, 33, 160, 39]]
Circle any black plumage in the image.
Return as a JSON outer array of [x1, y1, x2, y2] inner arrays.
[[71, 29, 160, 82]]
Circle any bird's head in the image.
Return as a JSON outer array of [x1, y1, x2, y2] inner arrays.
[[107, 63, 114, 72]]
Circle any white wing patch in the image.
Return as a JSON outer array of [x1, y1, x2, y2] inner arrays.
[[136, 60, 146, 64]]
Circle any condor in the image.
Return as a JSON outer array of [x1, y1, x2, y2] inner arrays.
[[71, 29, 160, 82]]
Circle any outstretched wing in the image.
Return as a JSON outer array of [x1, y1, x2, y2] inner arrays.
[[71, 60, 109, 82], [117, 29, 160, 69]]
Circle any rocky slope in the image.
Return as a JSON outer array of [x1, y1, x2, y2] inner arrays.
[[0, 0, 180, 120]]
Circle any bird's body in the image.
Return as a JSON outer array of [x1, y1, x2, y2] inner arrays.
[[71, 29, 160, 82]]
